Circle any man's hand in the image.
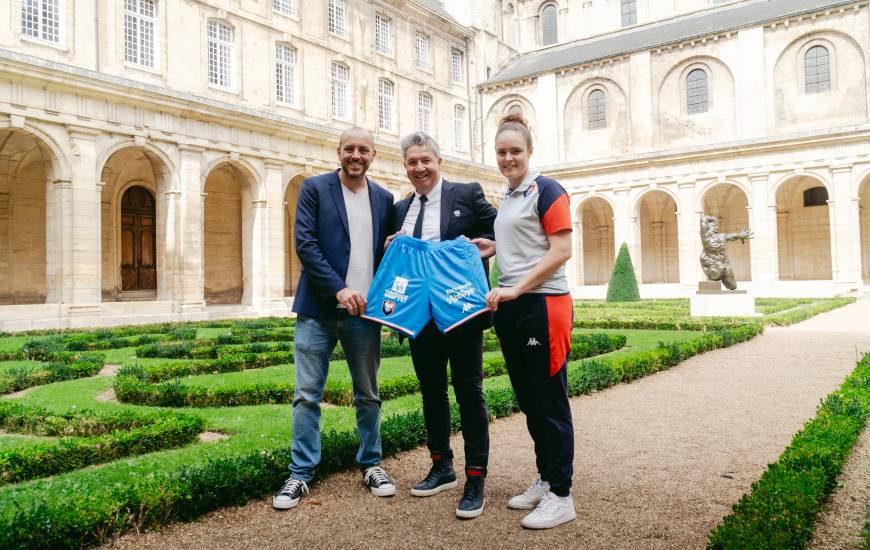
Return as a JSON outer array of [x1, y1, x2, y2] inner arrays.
[[384, 230, 406, 250], [485, 286, 519, 311], [336, 287, 367, 316], [471, 237, 496, 259]]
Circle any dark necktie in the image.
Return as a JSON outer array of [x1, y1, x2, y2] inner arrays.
[[412, 195, 428, 239]]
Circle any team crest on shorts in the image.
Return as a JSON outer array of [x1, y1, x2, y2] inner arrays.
[[382, 300, 396, 315]]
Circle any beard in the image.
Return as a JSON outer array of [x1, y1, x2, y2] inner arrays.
[[341, 160, 369, 179]]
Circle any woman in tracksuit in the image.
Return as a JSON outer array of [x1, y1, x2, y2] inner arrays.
[[474, 114, 575, 530]]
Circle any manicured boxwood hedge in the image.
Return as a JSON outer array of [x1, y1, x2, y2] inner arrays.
[[0, 402, 205, 485], [0, 323, 756, 550], [707, 353, 870, 550], [114, 334, 627, 408], [762, 297, 856, 327], [0, 353, 106, 395]]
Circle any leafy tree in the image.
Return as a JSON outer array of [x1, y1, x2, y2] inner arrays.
[[606, 243, 641, 302]]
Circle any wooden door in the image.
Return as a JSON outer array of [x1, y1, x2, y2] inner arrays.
[[120, 186, 157, 291]]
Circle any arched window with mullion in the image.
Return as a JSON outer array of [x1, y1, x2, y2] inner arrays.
[[587, 89, 606, 130], [805, 45, 831, 94], [541, 4, 557, 46], [686, 68, 708, 115]]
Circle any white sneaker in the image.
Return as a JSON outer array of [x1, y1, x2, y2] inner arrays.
[[272, 478, 309, 510], [363, 466, 397, 497], [507, 478, 550, 510], [520, 492, 576, 529]]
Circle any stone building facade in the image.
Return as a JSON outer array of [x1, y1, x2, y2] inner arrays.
[[1, 0, 869, 330], [479, 0, 870, 299]]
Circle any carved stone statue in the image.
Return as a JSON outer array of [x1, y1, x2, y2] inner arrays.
[[699, 214, 753, 290]]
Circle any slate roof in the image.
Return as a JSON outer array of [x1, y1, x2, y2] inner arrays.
[[485, 0, 858, 85]]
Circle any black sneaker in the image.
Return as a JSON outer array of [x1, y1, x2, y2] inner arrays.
[[363, 466, 396, 497], [456, 472, 485, 519], [411, 459, 458, 497], [272, 478, 309, 510]]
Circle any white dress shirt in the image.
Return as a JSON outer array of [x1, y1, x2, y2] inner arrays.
[[400, 179, 442, 242]]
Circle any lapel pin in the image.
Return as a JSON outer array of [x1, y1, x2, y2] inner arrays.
[[453, 209, 460, 217]]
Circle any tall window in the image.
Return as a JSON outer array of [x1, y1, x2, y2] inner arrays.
[[273, 0, 296, 17], [207, 20, 234, 89], [453, 105, 466, 150], [418, 93, 432, 135], [686, 68, 708, 115], [588, 89, 606, 130], [415, 33, 430, 70], [275, 44, 297, 105], [621, 0, 637, 26], [331, 62, 350, 120], [375, 14, 392, 56], [378, 79, 394, 132], [124, 0, 156, 68], [328, 0, 348, 37], [451, 49, 464, 84], [805, 45, 831, 94], [21, 0, 60, 43], [541, 4, 557, 46]]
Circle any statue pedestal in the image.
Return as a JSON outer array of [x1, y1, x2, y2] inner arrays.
[[690, 282, 759, 317]]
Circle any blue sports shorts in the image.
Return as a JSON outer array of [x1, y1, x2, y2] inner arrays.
[[362, 235, 490, 338]]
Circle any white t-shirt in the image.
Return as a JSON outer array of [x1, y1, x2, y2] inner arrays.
[[400, 179, 442, 241], [341, 182, 374, 299]]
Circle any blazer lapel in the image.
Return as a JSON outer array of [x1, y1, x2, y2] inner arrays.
[[395, 197, 411, 233], [440, 180, 455, 242], [328, 173, 350, 237]]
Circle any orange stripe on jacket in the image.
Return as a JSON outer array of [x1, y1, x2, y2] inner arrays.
[[541, 193, 572, 235], [545, 294, 573, 377]]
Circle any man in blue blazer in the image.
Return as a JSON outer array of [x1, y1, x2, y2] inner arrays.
[[389, 132, 497, 519], [273, 127, 396, 510]]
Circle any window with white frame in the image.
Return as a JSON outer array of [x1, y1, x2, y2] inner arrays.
[[207, 20, 234, 89], [415, 33, 430, 70], [805, 45, 831, 94], [328, 0, 348, 37], [273, 0, 296, 17], [453, 105, 466, 150], [686, 68, 708, 114], [275, 44, 298, 105], [541, 4, 557, 46], [375, 14, 392, 56], [451, 49, 464, 84], [21, 0, 61, 44], [621, 0, 637, 26], [124, 0, 156, 68], [418, 92, 432, 135], [587, 89, 606, 129], [378, 79, 394, 132], [331, 62, 350, 120]]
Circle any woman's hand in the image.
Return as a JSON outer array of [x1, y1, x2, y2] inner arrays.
[[486, 286, 518, 311], [471, 237, 495, 259]]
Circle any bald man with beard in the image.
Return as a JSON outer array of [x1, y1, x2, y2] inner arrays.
[[273, 127, 396, 510]]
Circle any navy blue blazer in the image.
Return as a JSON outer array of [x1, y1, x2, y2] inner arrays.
[[292, 170, 394, 318]]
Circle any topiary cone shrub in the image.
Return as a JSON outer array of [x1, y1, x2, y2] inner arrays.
[[606, 243, 641, 302]]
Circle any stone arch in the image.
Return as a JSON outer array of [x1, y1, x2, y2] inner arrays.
[[284, 173, 305, 297], [483, 94, 537, 165], [774, 174, 833, 281], [0, 127, 63, 304], [635, 189, 679, 284], [859, 175, 870, 284], [772, 29, 868, 132], [656, 55, 736, 145], [574, 196, 615, 285], [99, 145, 174, 301], [563, 77, 631, 158], [699, 182, 752, 282], [202, 161, 258, 304]]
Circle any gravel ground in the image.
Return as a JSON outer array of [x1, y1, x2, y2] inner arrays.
[[104, 300, 870, 550]]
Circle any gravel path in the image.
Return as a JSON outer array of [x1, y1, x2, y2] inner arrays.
[[104, 300, 870, 550]]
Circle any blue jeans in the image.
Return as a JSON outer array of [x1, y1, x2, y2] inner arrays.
[[289, 312, 382, 481]]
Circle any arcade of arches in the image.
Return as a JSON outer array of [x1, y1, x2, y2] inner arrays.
[[637, 191, 679, 284]]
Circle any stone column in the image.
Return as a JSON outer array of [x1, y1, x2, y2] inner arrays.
[[570, 217, 583, 286], [613, 188, 633, 259], [246, 199, 268, 308], [263, 161, 288, 308], [45, 178, 71, 304], [677, 180, 698, 288], [830, 163, 862, 292], [66, 126, 102, 312], [747, 172, 778, 292], [0, 189, 9, 303], [176, 145, 206, 312]]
